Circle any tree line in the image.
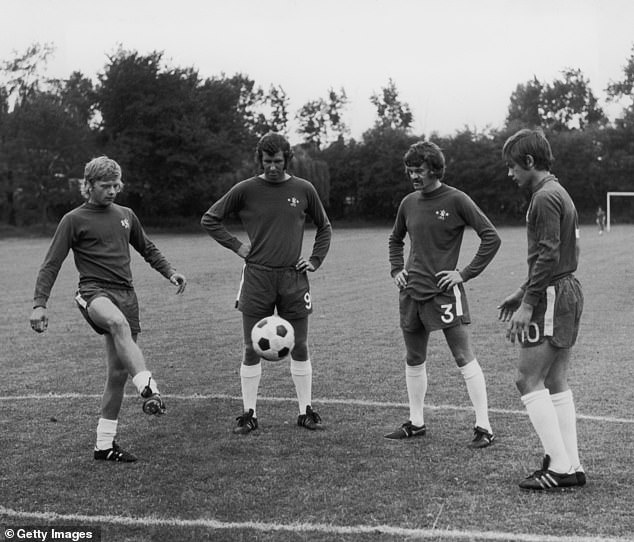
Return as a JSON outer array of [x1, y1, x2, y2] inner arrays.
[[1, 43, 634, 229]]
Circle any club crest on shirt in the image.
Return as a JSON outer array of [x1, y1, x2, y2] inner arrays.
[[121, 218, 130, 229], [436, 209, 450, 220], [288, 197, 299, 207]]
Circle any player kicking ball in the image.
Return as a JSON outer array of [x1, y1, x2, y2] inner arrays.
[[386, 141, 500, 448], [499, 129, 585, 490], [201, 132, 332, 434], [30, 156, 186, 462]]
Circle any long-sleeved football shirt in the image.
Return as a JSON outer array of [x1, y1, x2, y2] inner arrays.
[[201, 175, 331, 269], [33, 202, 175, 308], [389, 184, 501, 302], [521, 175, 579, 306]]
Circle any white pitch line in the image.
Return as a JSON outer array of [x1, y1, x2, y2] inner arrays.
[[0, 505, 629, 542], [1, 392, 633, 425]]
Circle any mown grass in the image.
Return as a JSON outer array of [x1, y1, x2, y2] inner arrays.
[[1, 225, 633, 541]]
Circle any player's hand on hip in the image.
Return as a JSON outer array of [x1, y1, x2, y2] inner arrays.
[[29, 307, 48, 333], [296, 257, 314, 273], [237, 242, 251, 259], [170, 273, 187, 294], [435, 269, 462, 290], [506, 303, 533, 344], [394, 269, 408, 289]]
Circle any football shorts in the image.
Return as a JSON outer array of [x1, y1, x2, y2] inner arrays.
[[236, 263, 313, 319], [521, 275, 583, 348], [75, 283, 141, 335], [399, 284, 471, 332]]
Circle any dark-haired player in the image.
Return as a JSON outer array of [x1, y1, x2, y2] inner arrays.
[[201, 132, 332, 434], [30, 156, 187, 462], [499, 128, 585, 490], [386, 141, 500, 448]]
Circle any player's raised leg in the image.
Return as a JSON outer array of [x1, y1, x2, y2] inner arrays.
[[88, 296, 165, 415]]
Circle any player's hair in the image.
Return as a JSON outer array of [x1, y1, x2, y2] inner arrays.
[[80, 156, 123, 199], [502, 128, 554, 171], [255, 132, 294, 169], [403, 141, 446, 180]]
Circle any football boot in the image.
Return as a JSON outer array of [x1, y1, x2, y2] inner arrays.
[[384, 420, 427, 439]]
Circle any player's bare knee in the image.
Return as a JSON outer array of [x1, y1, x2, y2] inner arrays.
[[106, 313, 132, 337]]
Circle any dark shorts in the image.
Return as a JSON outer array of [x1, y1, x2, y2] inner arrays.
[[75, 284, 141, 335], [521, 275, 583, 349], [399, 284, 471, 333], [236, 263, 312, 320]]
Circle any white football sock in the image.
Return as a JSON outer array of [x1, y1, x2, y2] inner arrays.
[[406, 363, 427, 427], [132, 371, 159, 396], [240, 363, 261, 418], [521, 388, 572, 474], [290, 358, 312, 414], [551, 389, 583, 471], [460, 359, 492, 433], [95, 417, 118, 451]]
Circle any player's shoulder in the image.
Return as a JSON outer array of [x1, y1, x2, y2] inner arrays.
[[231, 176, 262, 192], [289, 175, 314, 187]]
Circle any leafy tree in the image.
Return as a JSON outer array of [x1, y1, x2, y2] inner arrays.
[[355, 126, 417, 218], [506, 70, 606, 131], [1, 42, 56, 105], [95, 49, 265, 219], [606, 44, 634, 118], [296, 87, 348, 150], [0, 44, 95, 227], [247, 84, 289, 136], [370, 79, 413, 131], [541, 69, 606, 130], [321, 136, 364, 218], [506, 77, 545, 128]]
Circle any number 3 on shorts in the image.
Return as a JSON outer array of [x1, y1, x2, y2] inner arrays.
[[440, 303, 455, 324], [304, 292, 312, 310]]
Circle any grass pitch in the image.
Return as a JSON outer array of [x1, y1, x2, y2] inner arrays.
[[1, 225, 633, 541]]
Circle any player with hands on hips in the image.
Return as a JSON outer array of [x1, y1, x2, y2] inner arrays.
[[201, 132, 332, 435], [386, 140, 501, 448], [499, 128, 585, 490], [30, 156, 186, 462]]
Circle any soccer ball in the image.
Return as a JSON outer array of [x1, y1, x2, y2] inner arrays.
[[251, 315, 295, 361]]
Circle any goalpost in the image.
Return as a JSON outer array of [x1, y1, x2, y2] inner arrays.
[[606, 191, 634, 232]]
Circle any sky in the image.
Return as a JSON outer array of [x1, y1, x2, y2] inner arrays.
[[1, 0, 633, 143]]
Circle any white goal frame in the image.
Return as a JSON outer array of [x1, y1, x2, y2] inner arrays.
[[606, 191, 634, 232]]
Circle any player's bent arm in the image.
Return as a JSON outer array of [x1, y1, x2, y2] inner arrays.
[[200, 211, 243, 253]]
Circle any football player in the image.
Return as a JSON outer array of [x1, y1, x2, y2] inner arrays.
[[386, 141, 500, 448], [499, 128, 585, 490], [30, 156, 187, 462], [201, 132, 332, 434]]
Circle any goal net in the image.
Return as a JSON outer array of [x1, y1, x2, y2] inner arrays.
[[606, 191, 634, 232]]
